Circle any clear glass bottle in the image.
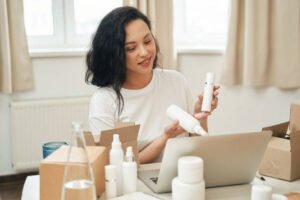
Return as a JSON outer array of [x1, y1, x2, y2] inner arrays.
[[61, 121, 96, 200]]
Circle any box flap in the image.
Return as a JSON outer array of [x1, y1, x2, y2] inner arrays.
[[290, 131, 300, 151], [290, 101, 300, 133], [42, 145, 106, 164], [262, 122, 289, 138], [99, 124, 140, 145], [268, 137, 291, 151], [83, 131, 96, 146], [97, 124, 140, 163]]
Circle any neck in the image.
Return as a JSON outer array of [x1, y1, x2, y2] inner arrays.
[[123, 71, 153, 89]]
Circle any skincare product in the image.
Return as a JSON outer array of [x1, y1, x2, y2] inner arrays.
[[172, 156, 205, 200], [251, 184, 272, 200], [122, 146, 137, 194], [109, 134, 124, 196], [201, 73, 215, 112], [166, 104, 208, 136], [105, 165, 117, 199]]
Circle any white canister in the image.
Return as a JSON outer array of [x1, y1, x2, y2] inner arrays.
[[178, 156, 204, 184], [272, 194, 288, 200], [172, 177, 205, 200], [251, 184, 272, 200]]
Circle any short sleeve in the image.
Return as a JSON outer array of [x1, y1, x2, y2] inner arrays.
[[89, 89, 118, 136]]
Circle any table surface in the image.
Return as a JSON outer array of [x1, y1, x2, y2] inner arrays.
[[22, 174, 300, 200]]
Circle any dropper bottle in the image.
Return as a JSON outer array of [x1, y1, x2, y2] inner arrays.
[[122, 146, 137, 194]]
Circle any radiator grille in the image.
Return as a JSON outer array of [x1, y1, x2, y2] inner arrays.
[[10, 97, 90, 171]]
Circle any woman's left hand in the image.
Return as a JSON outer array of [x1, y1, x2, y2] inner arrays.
[[194, 85, 220, 117]]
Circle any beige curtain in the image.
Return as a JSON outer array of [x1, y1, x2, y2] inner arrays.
[[0, 0, 33, 93], [221, 0, 300, 88], [123, 0, 177, 69]]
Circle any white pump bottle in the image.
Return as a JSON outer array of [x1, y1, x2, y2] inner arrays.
[[109, 134, 124, 196], [166, 104, 208, 136], [201, 73, 215, 112]]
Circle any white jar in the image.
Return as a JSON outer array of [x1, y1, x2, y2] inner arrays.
[[172, 177, 205, 200], [178, 156, 204, 184], [251, 184, 272, 200]]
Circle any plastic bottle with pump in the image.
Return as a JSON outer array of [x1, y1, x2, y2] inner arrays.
[[201, 73, 215, 113], [109, 134, 124, 196], [166, 104, 208, 136], [122, 146, 137, 194]]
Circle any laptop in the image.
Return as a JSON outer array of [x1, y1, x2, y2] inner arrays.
[[138, 131, 272, 193]]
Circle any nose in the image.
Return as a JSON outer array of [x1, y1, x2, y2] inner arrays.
[[138, 45, 147, 57]]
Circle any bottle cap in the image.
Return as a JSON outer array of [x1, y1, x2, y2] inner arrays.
[[178, 156, 204, 183], [105, 165, 117, 180], [71, 121, 83, 132], [112, 134, 121, 149], [194, 125, 208, 136], [205, 73, 214, 83], [125, 146, 135, 162]]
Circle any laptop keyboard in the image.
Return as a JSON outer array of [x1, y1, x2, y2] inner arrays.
[[150, 177, 158, 184]]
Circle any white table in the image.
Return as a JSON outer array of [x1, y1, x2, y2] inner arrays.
[[22, 175, 300, 200]]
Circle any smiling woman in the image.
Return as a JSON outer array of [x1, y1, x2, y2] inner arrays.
[[85, 6, 220, 165]]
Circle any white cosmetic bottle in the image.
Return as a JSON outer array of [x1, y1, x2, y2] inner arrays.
[[166, 104, 208, 136], [122, 146, 137, 194], [201, 72, 215, 112], [172, 156, 205, 200], [105, 165, 117, 199], [109, 134, 124, 196]]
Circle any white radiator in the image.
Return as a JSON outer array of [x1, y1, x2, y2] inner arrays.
[[10, 97, 90, 171]]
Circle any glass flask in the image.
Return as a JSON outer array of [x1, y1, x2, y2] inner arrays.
[[61, 121, 96, 200]]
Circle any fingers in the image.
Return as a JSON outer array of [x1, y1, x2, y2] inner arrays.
[[165, 120, 184, 138], [194, 112, 210, 120]]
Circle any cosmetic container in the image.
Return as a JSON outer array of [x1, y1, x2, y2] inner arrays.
[[172, 156, 205, 200], [272, 194, 288, 200], [201, 72, 215, 112], [166, 104, 208, 136], [105, 165, 117, 199], [109, 134, 124, 196], [122, 146, 137, 194], [251, 184, 272, 200]]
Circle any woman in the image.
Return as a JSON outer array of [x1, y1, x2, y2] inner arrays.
[[86, 6, 219, 164]]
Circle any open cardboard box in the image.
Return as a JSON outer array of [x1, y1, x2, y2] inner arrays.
[[84, 123, 140, 164], [259, 101, 300, 181], [39, 145, 107, 200]]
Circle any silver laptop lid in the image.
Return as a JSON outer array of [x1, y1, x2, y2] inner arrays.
[[156, 131, 272, 193]]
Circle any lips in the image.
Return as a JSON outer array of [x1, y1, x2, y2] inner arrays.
[[138, 57, 152, 67]]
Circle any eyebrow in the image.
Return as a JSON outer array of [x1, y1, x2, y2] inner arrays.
[[125, 33, 151, 46]]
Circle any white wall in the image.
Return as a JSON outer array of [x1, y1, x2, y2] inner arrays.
[[1, 52, 300, 175]]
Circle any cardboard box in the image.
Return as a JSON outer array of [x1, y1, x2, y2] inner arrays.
[[84, 124, 140, 163], [259, 101, 300, 181], [40, 145, 107, 200]]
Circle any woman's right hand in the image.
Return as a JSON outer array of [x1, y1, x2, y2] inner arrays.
[[164, 120, 185, 139]]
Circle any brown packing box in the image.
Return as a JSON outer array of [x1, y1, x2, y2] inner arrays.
[[40, 145, 107, 200], [84, 124, 140, 164], [259, 101, 300, 181]]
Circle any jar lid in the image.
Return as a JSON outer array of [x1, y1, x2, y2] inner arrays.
[[178, 156, 203, 169]]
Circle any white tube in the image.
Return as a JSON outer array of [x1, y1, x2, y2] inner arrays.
[[201, 73, 215, 112], [166, 104, 208, 136], [122, 147, 137, 194], [105, 165, 117, 199]]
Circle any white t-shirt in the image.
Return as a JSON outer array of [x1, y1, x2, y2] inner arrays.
[[89, 68, 194, 151]]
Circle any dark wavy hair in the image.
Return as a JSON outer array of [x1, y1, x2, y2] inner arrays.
[[85, 6, 159, 114]]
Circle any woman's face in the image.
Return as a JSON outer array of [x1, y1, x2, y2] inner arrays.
[[124, 19, 157, 77]]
